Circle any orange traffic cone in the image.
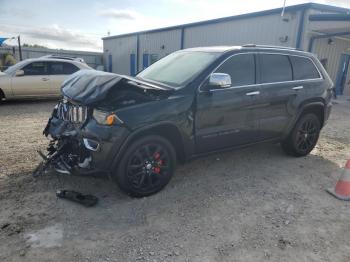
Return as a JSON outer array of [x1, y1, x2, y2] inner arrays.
[[327, 159, 350, 201]]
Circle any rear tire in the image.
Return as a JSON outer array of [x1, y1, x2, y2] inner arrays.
[[113, 135, 176, 197], [281, 113, 321, 157]]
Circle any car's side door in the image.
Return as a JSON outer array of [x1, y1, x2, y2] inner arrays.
[[11, 61, 50, 97], [256, 53, 306, 140], [195, 53, 261, 153], [48, 62, 80, 96]]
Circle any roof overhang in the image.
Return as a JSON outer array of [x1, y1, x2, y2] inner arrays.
[[308, 13, 350, 43], [309, 14, 350, 39], [309, 14, 350, 21]]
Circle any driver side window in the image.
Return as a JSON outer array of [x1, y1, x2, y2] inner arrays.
[[215, 54, 256, 87], [22, 62, 48, 76]]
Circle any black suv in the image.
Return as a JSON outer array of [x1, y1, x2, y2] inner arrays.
[[41, 45, 333, 197]]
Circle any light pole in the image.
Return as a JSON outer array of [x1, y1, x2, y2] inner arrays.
[[8, 36, 23, 61], [17, 35, 22, 61]]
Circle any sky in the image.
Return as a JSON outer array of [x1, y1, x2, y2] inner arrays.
[[0, 0, 349, 52]]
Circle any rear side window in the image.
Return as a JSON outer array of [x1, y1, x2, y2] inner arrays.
[[260, 54, 292, 83], [63, 63, 80, 74], [49, 62, 79, 75], [22, 62, 48, 75], [289, 56, 320, 80], [215, 54, 255, 86]]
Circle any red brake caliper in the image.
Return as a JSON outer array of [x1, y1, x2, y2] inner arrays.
[[153, 152, 161, 174]]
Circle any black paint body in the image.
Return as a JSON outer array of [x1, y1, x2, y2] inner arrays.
[[49, 47, 333, 173]]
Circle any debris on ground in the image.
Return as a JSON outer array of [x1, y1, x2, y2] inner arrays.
[[56, 190, 98, 207], [0, 99, 350, 261]]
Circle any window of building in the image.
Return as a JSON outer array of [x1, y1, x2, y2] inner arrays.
[[150, 54, 159, 65], [260, 54, 292, 83], [215, 53, 255, 86]]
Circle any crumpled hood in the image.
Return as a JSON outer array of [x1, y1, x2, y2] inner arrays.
[[61, 69, 169, 106]]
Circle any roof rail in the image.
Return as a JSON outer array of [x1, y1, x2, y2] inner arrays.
[[41, 54, 85, 63], [242, 44, 297, 50]]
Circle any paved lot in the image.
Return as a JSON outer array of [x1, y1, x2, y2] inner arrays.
[[0, 98, 350, 262]]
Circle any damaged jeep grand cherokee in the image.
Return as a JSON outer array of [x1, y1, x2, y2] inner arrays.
[[39, 45, 333, 197]]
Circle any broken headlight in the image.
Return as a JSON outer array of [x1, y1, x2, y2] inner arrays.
[[93, 109, 124, 126]]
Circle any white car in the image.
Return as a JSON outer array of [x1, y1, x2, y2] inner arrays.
[[0, 55, 92, 101]]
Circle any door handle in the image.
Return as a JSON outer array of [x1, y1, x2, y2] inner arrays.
[[292, 86, 303, 90], [41, 77, 49, 81], [246, 91, 260, 96]]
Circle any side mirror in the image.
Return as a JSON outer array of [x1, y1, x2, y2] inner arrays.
[[15, 70, 24, 77], [208, 73, 231, 89]]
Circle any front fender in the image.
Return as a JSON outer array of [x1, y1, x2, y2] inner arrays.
[[109, 120, 194, 171], [0, 75, 13, 98]]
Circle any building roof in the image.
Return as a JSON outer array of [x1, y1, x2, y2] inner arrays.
[[102, 2, 350, 41]]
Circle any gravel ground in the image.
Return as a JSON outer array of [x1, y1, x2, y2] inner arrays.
[[0, 98, 350, 262]]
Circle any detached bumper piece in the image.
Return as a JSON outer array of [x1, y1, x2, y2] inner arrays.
[[56, 190, 98, 207]]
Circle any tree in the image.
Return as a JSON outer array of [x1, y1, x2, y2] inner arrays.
[[0, 53, 16, 71], [22, 43, 48, 49]]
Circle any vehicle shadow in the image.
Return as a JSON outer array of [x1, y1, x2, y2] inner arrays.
[[31, 141, 342, 202], [1, 141, 347, 262], [25, 142, 343, 225]]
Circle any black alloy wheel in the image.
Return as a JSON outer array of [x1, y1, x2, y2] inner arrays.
[[115, 135, 176, 197], [281, 113, 321, 157]]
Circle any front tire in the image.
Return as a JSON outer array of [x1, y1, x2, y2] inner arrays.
[[281, 113, 321, 157], [0, 90, 4, 104], [114, 135, 176, 197]]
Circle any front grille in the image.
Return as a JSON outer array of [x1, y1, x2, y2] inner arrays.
[[56, 101, 88, 124]]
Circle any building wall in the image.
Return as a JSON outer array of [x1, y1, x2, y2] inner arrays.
[[103, 10, 304, 76], [138, 29, 182, 70], [0, 46, 103, 69], [103, 6, 350, 82], [184, 11, 301, 48], [300, 7, 350, 84], [103, 35, 137, 75], [312, 37, 350, 82], [299, 7, 340, 51]]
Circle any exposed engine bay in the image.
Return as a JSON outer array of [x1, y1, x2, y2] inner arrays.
[[34, 70, 171, 177]]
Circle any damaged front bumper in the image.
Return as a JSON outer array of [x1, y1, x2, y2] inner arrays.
[[35, 101, 130, 177]]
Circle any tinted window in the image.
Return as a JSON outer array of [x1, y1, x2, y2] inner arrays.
[[215, 54, 255, 86], [290, 56, 320, 80], [63, 63, 79, 74], [50, 62, 64, 74], [260, 54, 292, 83], [22, 62, 48, 75], [49, 62, 79, 75]]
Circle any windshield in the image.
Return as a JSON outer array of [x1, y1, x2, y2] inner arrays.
[[3, 60, 28, 74], [137, 51, 220, 88]]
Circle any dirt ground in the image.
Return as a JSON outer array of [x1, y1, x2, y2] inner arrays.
[[0, 98, 350, 262]]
